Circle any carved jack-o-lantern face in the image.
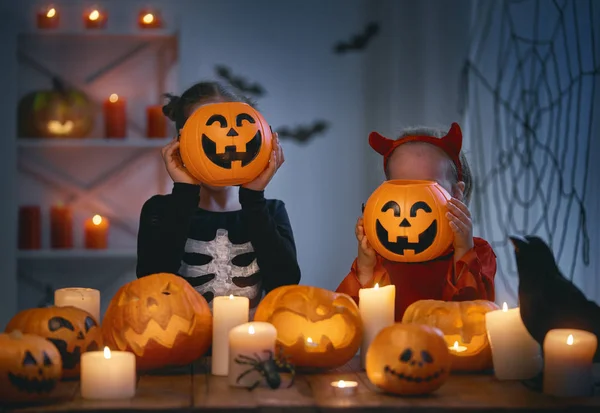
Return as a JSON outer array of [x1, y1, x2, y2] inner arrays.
[[102, 273, 213, 371], [5, 306, 102, 379], [363, 180, 453, 262], [180, 102, 273, 186], [0, 331, 62, 403], [402, 299, 500, 372], [254, 285, 362, 369], [366, 323, 451, 396]]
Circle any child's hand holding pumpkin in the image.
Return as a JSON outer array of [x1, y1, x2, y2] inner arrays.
[[242, 133, 284, 192], [446, 196, 474, 262], [355, 216, 377, 285], [161, 137, 201, 185]]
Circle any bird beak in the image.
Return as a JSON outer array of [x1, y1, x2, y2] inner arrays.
[[509, 235, 528, 253]]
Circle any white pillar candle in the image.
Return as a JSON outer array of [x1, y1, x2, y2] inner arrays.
[[543, 329, 598, 397], [211, 295, 249, 376], [55, 288, 101, 322], [358, 283, 395, 368], [228, 322, 277, 388], [485, 302, 542, 380], [81, 347, 136, 400]]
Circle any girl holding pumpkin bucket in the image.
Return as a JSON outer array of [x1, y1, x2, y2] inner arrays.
[[336, 123, 496, 321], [136, 81, 301, 312]]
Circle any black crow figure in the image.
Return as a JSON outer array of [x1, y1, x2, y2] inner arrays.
[[510, 235, 600, 362]]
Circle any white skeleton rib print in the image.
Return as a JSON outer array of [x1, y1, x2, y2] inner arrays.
[[179, 229, 261, 305]]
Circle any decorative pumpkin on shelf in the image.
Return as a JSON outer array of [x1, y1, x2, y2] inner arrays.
[[0, 330, 62, 403], [5, 306, 102, 379], [402, 299, 500, 372], [179, 102, 273, 186], [18, 77, 95, 138], [363, 179, 453, 262], [102, 273, 212, 371], [366, 323, 451, 396], [253, 285, 362, 369]]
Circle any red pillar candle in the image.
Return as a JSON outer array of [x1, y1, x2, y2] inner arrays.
[[104, 94, 126, 138], [37, 5, 59, 29], [84, 215, 109, 249], [50, 204, 73, 249], [138, 9, 163, 29], [84, 8, 107, 29], [18, 206, 41, 250], [146, 105, 167, 138]]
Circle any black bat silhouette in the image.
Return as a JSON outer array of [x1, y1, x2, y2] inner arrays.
[[276, 120, 329, 143], [215, 65, 266, 97], [333, 22, 380, 54]]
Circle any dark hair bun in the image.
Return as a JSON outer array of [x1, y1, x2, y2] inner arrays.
[[162, 93, 181, 121]]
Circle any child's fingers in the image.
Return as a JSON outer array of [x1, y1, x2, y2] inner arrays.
[[447, 202, 471, 225], [448, 198, 471, 218], [447, 213, 470, 234]]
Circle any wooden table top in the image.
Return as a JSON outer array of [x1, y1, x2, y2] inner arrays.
[[4, 358, 599, 413]]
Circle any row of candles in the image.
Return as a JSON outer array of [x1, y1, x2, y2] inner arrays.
[[104, 94, 168, 139], [18, 205, 109, 250], [37, 5, 163, 30], [53, 284, 598, 400]]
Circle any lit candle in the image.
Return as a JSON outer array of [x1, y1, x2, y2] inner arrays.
[[449, 341, 468, 353], [228, 322, 277, 387], [485, 302, 542, 380], [55, 288, 101, 323], [211, 295, 249, 376], [37, 5, 59, 29], [138, 9, 162, 29], [81, 347, 136, 400], [50, 203, 73, 249], [84, 215, 109, 249], [18, 205, 41, 250], [84, 8, 107, 29], [146, 105, 167, 138], [104, 94, 126, 138], [358, 283, 395, 368], [330, 379, 358, 396], [543, 329, 598, 397], [305, 337, 318, 348]]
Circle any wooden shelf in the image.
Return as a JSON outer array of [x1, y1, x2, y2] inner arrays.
[[17, 137, 169, 148], [18, 249, 137, 260]]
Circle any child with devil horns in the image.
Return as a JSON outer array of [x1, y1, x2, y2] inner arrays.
[[336, 123, 496, 321]]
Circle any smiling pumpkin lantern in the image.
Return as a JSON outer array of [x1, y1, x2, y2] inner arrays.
[[102, 273, 212, 371], [179, 102, 273, 186]]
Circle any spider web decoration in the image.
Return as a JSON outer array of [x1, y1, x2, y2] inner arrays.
[[460, 0, 599, 302]]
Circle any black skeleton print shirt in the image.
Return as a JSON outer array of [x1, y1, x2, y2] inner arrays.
[[136, 183, 301, 309]]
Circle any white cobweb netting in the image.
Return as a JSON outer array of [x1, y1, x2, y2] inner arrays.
[[460, 0, 600, 304]]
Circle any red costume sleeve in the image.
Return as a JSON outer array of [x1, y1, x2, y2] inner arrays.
[[442, 237, 496, 301], [335, 256, 390, 305]]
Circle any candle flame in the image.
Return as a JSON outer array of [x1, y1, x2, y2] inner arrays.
[[103, 346, 111, 359], [248, 325, 255, 335], [229, 294, 234, 300], [374, 283, 379, 289], [453, 341, 459, 350], [502, 302, 508, 312], [338, 380, 346, 388], [88, 10, 100, 21], [142, 13, 154, 24], [567, 334, 574, 345], [109, 93, 119, 103], [92, 215, 102, 225], [307, 337, 313, 344], [47, 8, 56, 18]]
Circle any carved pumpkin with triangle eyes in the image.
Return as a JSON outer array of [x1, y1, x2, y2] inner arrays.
[[363, 180, 453, 262], [5, 306, 102, 379], [179, 102, 273, 186], [0, 331, 62, 403], [102, 273, 212, 372]]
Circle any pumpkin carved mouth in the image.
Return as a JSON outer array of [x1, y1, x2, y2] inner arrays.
[[375, 219, 438, 255], [384, 365, 446, 383], [8, 373, 57, 394], [201, 130, 262, 169], [47, 338, 81, 371]]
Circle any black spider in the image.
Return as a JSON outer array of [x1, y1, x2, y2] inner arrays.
[[234, 348, 295, 391]]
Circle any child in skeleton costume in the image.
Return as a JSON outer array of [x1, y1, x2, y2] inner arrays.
[[336, 123, 496, 321], [137, 81, 301, 312]]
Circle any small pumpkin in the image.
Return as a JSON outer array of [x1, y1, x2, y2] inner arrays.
[[102, 273, 212, 371], [179, 102, 273, 186], [402, 299, 499, 372], [366, 323, 451, 396], [363, 179, 453, 262], [0, 330, 62, 404], [5, 306, 102, 379], [18, 77, 94, 138], [254, 285, 362, 369]]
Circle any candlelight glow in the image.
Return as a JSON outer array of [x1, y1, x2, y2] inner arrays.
[[331, 379, 357, 389], [306, 337, 313, 344], [229, 294, 234, 300], [142, 13, 154, 24], [248, 325, 255, 335], [103, 346, 111, 359], [453, 341, 459, 350], [92, 215, 102, 225], [374, 283, 379, 289], [47, 8, 56, 18], [47, 120, 74, 135], [502, 302, 508, 312], [109, 93, 119, 103], [449, 340, 468, 353], [338, 380, 347, 388], [567, 334, 574, 345], [88, 10, 100, 21]]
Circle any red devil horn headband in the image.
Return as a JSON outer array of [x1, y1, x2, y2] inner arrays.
[[368, 122, 463, 181]]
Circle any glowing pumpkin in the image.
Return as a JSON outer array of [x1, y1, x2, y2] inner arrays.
[[0, 330, 62, 403], [254, 285, 362, 369], [5, 306, 102, 379], [179, 102, 273, 186], [402, 299, 499, 372], [102, 273, 212, 371], [363, 179, 453, 262], [366, 323, 450, 396]]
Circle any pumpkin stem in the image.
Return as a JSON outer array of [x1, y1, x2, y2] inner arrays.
[[51, 77, 68, 95], [9, 330, 23, 340]]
